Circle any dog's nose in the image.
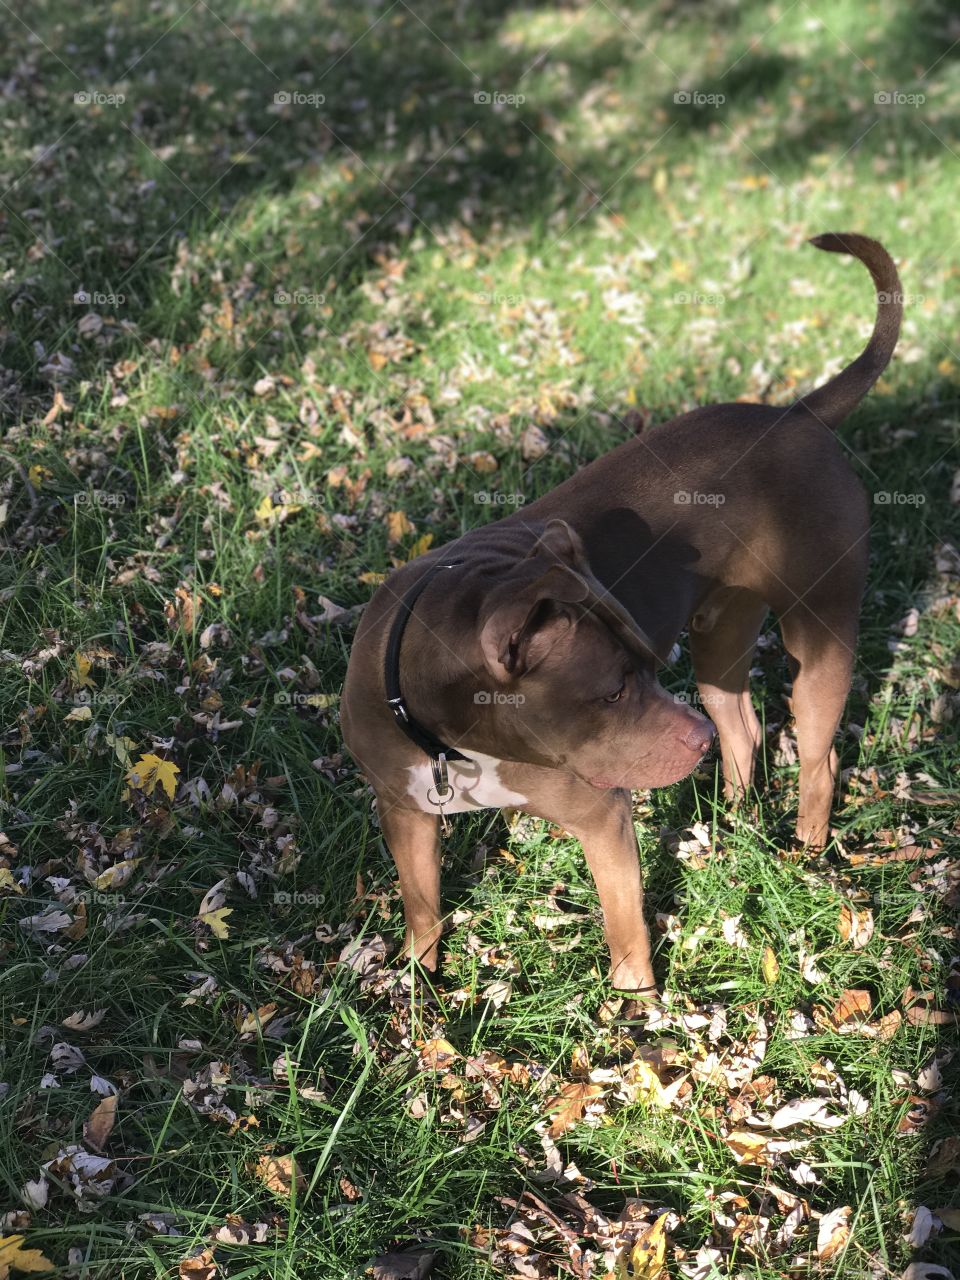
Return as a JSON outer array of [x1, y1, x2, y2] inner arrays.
[[680, 719, 715, 754]]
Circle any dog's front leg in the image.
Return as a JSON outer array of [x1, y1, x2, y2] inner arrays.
[[378, 803, 442, 972], [549, 786, 656, 994]]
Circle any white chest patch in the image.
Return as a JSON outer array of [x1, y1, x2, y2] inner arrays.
[[405, 750, 528, 814]]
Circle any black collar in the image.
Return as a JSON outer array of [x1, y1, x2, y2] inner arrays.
[[384, 560, 466, 764]]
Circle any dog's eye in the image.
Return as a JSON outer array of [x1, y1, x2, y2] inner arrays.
[[603, 681, 627, 704]]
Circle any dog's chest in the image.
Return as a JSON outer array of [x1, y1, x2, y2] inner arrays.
[[404, 751, 528, 814]]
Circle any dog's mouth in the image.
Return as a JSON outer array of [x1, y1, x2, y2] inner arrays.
[[587, 738, 714, 791]]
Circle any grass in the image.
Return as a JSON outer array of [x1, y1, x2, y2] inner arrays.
[[1, 0, 958, 1276]]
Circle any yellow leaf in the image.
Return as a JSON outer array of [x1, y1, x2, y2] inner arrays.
[[64, 705, 92, 723], [27, 466, 47, 490], [0, 1235, 55, 1273], [126, 753, 180, 801], [106, 733, 137, 768], [385, 510, 414, 545], [93, 859, 142, 891], [258, 493, 302, 526], [200, 907, 233, 938], [406, 533, 434, 560], [761, 945, 780, 984], [625, 386, 637, 406], [358, 571, 386, 586], [0, 870, 23, 895], [75, 653, 95, 689], [628, 1212, 670, 1280]]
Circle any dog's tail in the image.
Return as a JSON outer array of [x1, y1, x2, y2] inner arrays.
[[788, 233, 902, 431]]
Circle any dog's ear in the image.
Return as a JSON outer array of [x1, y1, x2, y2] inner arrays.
[[526, 518, 591, 572], [480, 563, 589, 679], [527, 518, 666, 666]]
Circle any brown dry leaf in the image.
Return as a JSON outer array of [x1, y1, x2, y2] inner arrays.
[[418, 1039, 460, 1071], [829, 988, 872, 1027], [83, 1095, 118, 1152], [178, 1250, 217, 1280], [255, 1154, 305, 1198], [927, 1136, 960, 1177], [545, 1081, 605, 1138], [370, 1246, 435, 1279], [723, 1128, 809, 1166], [0, 1236, 55, 1274], [838, 903, 875, 949], [816, 1205, 851, 1260], [164, 586, 200, 636], [385, 510, 414, 545]]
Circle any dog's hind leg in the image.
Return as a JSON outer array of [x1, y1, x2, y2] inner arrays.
[[690, 589, 769, 800], [779, 599, 860, 848]]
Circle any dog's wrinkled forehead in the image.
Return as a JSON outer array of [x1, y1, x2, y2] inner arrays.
[[478, 518, 660, 682]]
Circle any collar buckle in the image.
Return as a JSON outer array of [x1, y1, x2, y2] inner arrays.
[[387, 695, 409, 724]]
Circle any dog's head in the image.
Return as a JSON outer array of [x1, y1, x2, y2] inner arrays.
[[446, 519, 714, 789]]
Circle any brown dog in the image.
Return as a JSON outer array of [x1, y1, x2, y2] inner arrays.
[[341, 233, 901, 996]]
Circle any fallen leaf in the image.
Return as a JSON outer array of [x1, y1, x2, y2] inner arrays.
[[817, 1206, 851, 1260], [839, 903, 874, 949], [768, 1097, 846, 1131], [626, 1211, 670, 1280], [545, 1081, 605, 1137], [761, 945, 780, 984], [385, 510, 414, 544], [0, 1236, 54, 1274], [64, 705, 92, 723], [255, 1154, 305, 1198], [83, 1095, 118, 1151], [926, 1136, 960, 1177], [126, 753, 180, 801], [371, 1246, 435, 1280], [419, 1039, 460, 1071], [829, 988, 872, 1026], [199, 907, 233, 939], [61, 1009, 107, 1032], [178, 1250, 217, 1280]]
